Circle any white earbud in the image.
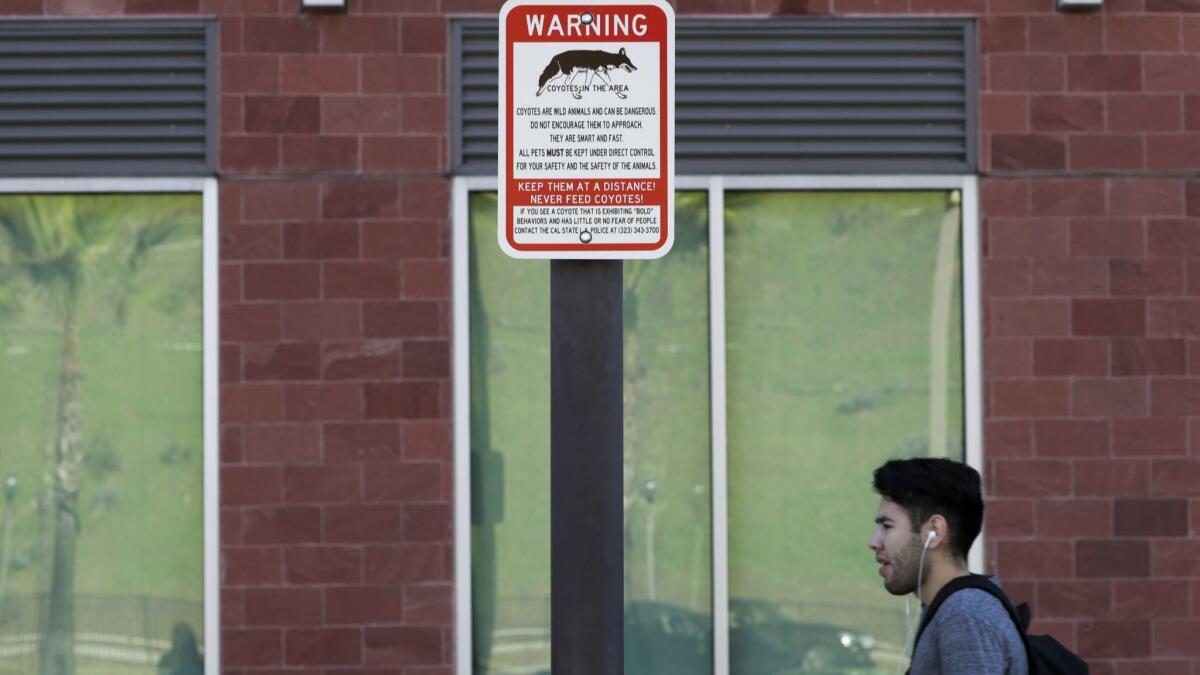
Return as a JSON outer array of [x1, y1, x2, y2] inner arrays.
[[926, 530, 937, 545]]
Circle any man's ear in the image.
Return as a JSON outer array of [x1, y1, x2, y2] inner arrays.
[[926, 514, 950, 548]]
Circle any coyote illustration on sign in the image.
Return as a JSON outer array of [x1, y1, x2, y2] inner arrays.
[[536, 47, 636, 99]]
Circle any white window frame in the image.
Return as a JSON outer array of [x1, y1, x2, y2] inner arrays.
[[452, 174, 982, 675], [0, 177, 220, 674]]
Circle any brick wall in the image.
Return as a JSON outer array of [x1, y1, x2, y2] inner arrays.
[[4, 0, 1198, 673]]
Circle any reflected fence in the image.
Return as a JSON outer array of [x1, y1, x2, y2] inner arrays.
[[0, 593, 203, 671]]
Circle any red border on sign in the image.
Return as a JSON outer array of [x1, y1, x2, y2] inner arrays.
[[503, 4, 671, 253]]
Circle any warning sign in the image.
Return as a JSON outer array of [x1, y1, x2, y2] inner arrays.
[[499, 0, 675, 259]]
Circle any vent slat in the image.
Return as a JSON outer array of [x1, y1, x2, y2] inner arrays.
[[453, 18, 973, 175]]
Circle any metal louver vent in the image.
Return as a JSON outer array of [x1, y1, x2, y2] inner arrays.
[[0, 20, 215, 176], [452, 18, 975, 175]]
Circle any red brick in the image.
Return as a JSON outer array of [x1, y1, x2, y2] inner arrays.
[[361, 135, 444, 172], [990, 54, 1065, 92], [1029, 14, 1103, 51], [242, 181, 321, 222], [400, 340, 450, 379], [1109, 179, 1186, 217], [222, 303, 282, 342], [363, 461, 442, 502], [245, 17, 320, 53], [362, 221, 443, 259], [1189, 260, 1200, 294], [285, 382, 363, 421], [1153, 539, 1200, 575], [323, 341, 402, 380], [1112, 339, 1186, 375], [362, 55, 442, 93], [403, 502, 451, 541], [245, 95, 319, 133], [1030, 95, 1104, 132], [984, 498, 1035, 536], [244, 587, 322, 626], [1148, 219, 1200, 255], [325, 423, 402, 462], [323, 16, 399, 53], [45, 0, 122, 14], [401, 15, 447, 53], [1113, 580, 1190, 619], [221, 588, 242, 626], [1077, 539, 1151, 577], [222, 224, 282, 260], [282, 136, 360, 173], [1072, 299, 1146, 336], [1077, 621, 1151, 659], [997, 540, 1074, 580], [1108, 14, 1181, 51], [990, 299, 1070, 337], [401, 95, 450, 134], [244, 342, 321, 381], [993, 379, 1070, 417], [403, 420, 452, 461], [1147, 134, 1200, 170], [994, 459, 1073, 497], [986, 338, 1032, 377], [1071, 134, 1145, 175], [1185, 94, 1200, 130], [283, 302, 362, 341], [323, 95, 402, 134], [324, 504, 403, 543], [1111, 260, 1185, 296], [223, 383, 285, 423], [281, 55, 359, 94], [364, 543, 445, 583], [1115, 498, 1189, 536], [221, 264, 242, 303], [125, 0, 198, 10], [284, 464, 360, 504], [1035, 419, 1110, 457], [1071, 219, 1144, 257], [403, 583, 452, 625], [201, 0, 279, 14], [1151, 459, 1200, 495], [399, 179, 450, 220], [223, 55, 281, 94], [364, 381, 444, 419], [1148, 55, 1200, 92], [222, 465, 283, 506], [989, 217, 1069, 257], [325, 586, 406, 624], [1149, 299, 1200, 336], [1038, 580, 1112, 619], [243, 506, 322, 545], [1114, 417, 1187, 457], [225, 547, 284, 586], [1068, 55, 1142, 92], [286, 546, 363, 584], [1031, 258, 1107, 295], [245, 263, 321, 301], [285, 628, 362, 666], [982, 16, 1029, 53], [1074, 378, 1149, 417], [982, 179, 1030, 216], [363, 626, 442, 667], [363, 300, 441, 338], [1037, 499, 1114, 537], [986, 260, 1030, 298], [322, 180, 401, 220], [221, 344, 242, 385], [403, 259, 450, 299], [243, 424, 322, 463], [1155, 620, 1200, 658], [1109, 94, 1182, 132], [322, 261, 401, 300], [1032, 180, 1106, 217], [1075, 460, 1148, 497], [992, 134, 1066, 171], [222, 628, 283, 667], [1151, 378, 1200, 415], [221, 135, 279, 173], [284, 221, 359, 260], [1033, 338, 1108, 376]]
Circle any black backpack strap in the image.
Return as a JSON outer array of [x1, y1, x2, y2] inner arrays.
[[909, 574, 1037, 674]]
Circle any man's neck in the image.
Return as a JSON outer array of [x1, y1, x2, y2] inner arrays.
[[919, 558, 970, 606]]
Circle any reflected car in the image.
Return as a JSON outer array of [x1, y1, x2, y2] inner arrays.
[[730, 598, 876, 674], [625, 600, 713, 675]]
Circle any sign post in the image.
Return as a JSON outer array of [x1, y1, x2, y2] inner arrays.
[[499, 1, 674, 673]]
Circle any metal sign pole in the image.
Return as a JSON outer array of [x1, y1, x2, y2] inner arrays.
[[550, 259, 624, 675]]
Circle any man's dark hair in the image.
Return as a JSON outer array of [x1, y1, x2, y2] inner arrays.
[[872, 457, 983, 561]]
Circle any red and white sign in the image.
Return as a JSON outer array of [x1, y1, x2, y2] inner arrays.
[[499, 0, 675, 259]]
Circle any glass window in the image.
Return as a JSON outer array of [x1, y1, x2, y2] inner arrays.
[[468, 191, 712, 675], [725, 190, 963, 675], [0, 192, 207, 675]]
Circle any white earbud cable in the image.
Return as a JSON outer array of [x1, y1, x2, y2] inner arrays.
[[894, 533, 934, 675]]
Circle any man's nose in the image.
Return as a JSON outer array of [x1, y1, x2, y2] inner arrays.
[[868, 532, 882, 551]]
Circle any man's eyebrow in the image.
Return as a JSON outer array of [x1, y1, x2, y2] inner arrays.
[[874, 516, 893, 525]]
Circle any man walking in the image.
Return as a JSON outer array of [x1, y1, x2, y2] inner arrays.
[[869, 458, 1027, 675]]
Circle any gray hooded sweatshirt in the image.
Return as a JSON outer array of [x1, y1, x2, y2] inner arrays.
[[909, 582, 1029, 675]]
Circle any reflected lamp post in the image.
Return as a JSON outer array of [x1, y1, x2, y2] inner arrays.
[[0, 475, 16, 603]]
